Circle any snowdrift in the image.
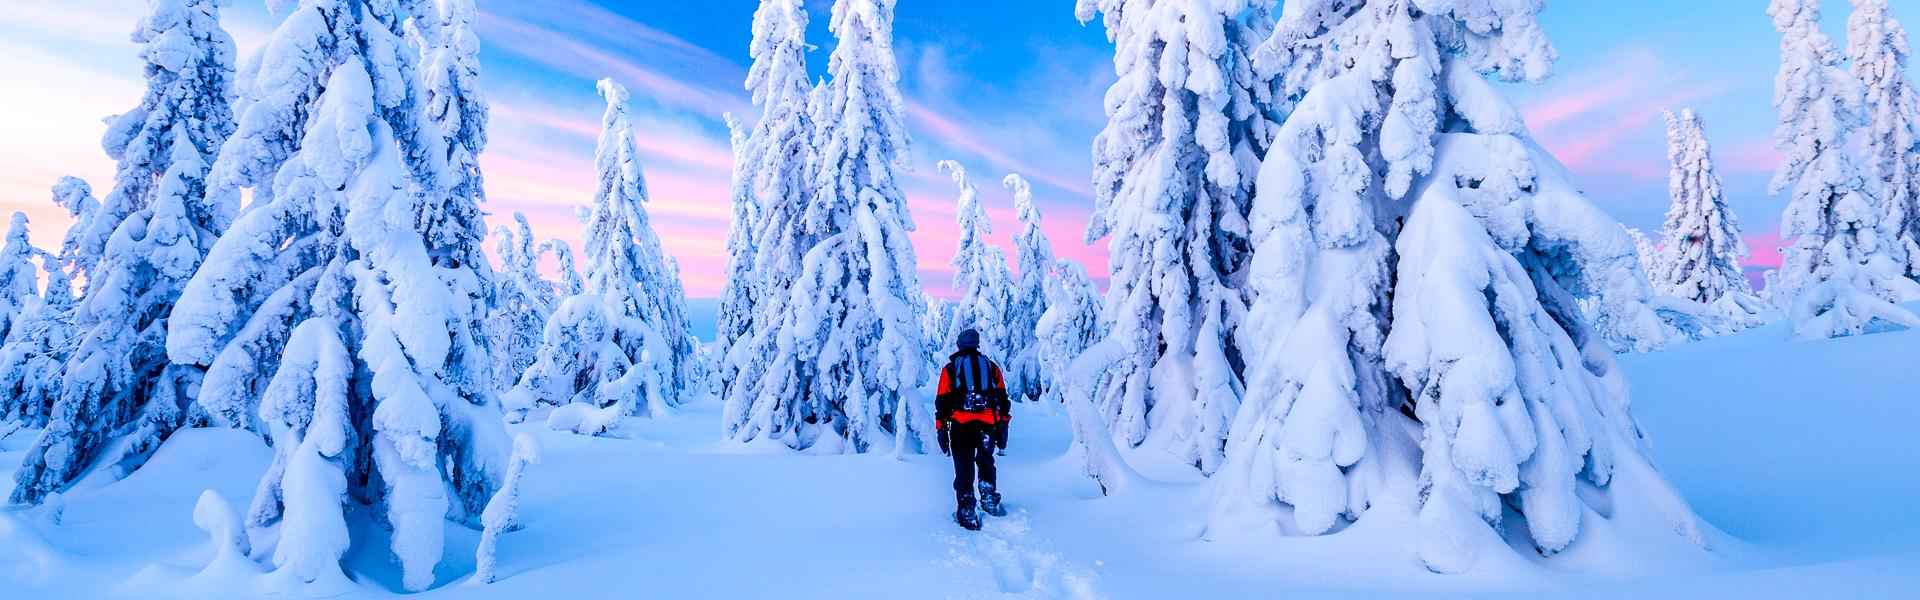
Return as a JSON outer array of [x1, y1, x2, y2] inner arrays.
[[2, 313, 1918, 597]]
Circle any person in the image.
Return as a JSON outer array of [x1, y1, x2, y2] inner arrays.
[[934, 328, 1011, 531]]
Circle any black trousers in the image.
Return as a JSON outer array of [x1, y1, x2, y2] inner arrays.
[[949, 422, 997, 507]]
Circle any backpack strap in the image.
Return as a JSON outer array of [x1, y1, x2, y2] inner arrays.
[[952, 356, 968, 393], [968, 355, 985, 392]]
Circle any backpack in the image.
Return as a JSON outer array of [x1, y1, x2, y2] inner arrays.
[[949, 354, 995, 413]]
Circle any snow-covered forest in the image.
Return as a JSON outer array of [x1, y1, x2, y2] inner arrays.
[[2, 0, 1919, 597]]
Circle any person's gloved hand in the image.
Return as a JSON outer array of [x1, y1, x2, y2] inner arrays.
[[994, 424, 1009, 451], [937, 427, 951, 456]]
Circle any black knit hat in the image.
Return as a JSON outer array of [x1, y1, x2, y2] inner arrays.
[[957, 328, 981, 350]]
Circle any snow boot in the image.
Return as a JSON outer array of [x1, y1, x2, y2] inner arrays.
[[979, 485, 1006, 517], [955, 505, 982, 531]]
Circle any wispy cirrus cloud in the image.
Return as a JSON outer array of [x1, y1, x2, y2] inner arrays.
[[1515, 48, 1738, 179], [903, 101, 1094, 199], [478, 12, 753, 121]]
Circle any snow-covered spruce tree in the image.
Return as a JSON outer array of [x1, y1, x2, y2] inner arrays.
[[9, 0, 237, 505], [0, 259, 76, 431], [486, 213, 557, 393], [502, 79, 689, 430], [1035, 258, 1102, 405], [919, 292, 954, 366], [1627, 227, 1658, 274], [720, 0, 817, 437], [544, 238, 585, 297], [1003, 173, 1053, 402], [162, 0, 508, 589], [578, 82, 695, 402], [0, 213, 42, 343], [1770, 0, 1920, 338], [730, 0, 932, 454], [1210, 0, 1698, 573], [939, 160, 1014, 356], [659, 254, 696, 390], [1651, 108, 1765, 329], [1850, 0, 1920, 282], [0, 215, 74, 428], [1074, 0, 1275, 471], [711, 113, 759, 394], [418, 0, 490, 279], [50, 177, 103, 280]]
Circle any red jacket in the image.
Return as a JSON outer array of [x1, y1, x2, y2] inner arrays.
[[935, 350, 1010, 428]]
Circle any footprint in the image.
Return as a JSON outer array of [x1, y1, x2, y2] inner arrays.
[[979, 527, 1034, 593], [941, 510, 1103, 599]]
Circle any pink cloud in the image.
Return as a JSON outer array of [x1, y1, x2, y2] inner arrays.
[[1537, 81, 1735, 176], [1523, 71, 1650, 132], [490, 102, 602, 139], [1516, 48, 1736, 180], [905, 102, 1095, 198], [1719, 137, 1785, 174]]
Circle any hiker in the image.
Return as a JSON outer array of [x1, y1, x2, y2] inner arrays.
[[935, 328, 1011, 531]]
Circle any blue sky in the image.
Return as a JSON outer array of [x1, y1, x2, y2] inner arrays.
[[3, 0, 1917, 325]]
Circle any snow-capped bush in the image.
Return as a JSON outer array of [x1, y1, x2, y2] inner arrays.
[[1061, 338, 1139, 497], [163, 0, 508, 589], [1035, 259, 1102, 405], [1209, 0, 1699, 573], [476, 433, 541, 584], [10, 0, 237, 505], [192, 489, 252, 567], [1769, 0, 1920, 338]]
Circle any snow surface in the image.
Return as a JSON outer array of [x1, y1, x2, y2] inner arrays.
[[3, 316, 1918, 597]]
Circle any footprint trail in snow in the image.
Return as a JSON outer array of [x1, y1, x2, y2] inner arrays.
[[938, 508, 1103, 599]]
